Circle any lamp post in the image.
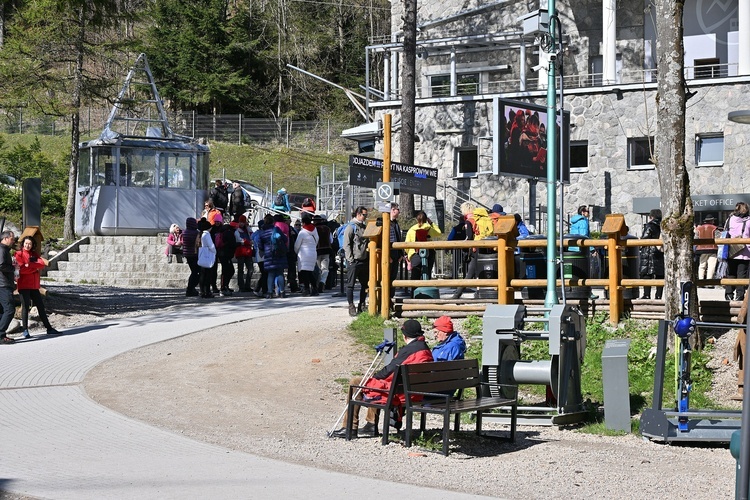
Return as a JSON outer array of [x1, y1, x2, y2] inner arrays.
[[728, 108, 750, 500], [544, 0, 559, 307]]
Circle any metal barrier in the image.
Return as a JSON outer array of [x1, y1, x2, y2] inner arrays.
[[363, 213, 750, 324]]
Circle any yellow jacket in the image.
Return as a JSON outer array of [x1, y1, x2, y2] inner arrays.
[[405, 222, 442, 260]]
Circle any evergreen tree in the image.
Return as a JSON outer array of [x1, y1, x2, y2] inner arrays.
[[0, 0, 138, 239]]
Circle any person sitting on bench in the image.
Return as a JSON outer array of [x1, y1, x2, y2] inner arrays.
[[431, 316, 466, 362], [332, 320, 433, 438]]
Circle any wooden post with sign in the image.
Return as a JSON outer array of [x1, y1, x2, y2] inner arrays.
[[601, 214, 627, 324], [381, 114, 392, 318]]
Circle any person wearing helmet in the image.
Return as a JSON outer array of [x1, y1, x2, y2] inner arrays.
[[273, 188, 291, 212]]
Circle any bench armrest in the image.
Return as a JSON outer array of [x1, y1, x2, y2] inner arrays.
[[404, 391, 452, 404]]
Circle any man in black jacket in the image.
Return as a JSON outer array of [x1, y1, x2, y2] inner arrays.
[[229, 181, 245, 222], [0, 231, 17, 344]]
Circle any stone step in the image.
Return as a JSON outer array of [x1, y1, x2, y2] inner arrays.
[[43, 271, 187, 288], [66, 253, 182, 264], [78, 244, 171, 254], [56, 260, 191, 273]]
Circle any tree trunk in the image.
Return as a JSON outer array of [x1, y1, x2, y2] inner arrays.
[[398, 0, 417, 218], [654, 0, 694, 322], [63, 7, 85, 241]]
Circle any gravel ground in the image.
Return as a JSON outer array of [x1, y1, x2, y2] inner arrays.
[[27, 284, 744, 498]]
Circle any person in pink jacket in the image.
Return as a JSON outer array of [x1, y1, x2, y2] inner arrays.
[[15, 236, 61, 338]]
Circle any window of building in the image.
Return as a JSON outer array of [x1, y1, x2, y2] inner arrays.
[[429, 73, 480, 97], [570, 141, 589, 172], [693, 57, 721, 79], [455, 148, 478, 177], [695, 134, 724, 167], [627, 137, 655, 169]]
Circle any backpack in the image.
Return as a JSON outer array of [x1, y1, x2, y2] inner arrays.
[[274, 193, 285, 207], [414, 227, 430, 242], [472, 209, 495, 239], [271, 228, 288, 258], [335, 222, 356, 252]]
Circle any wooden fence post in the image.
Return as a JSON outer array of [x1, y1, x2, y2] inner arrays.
[[493, 215, 519, 304], [601, 214, 627, 324]]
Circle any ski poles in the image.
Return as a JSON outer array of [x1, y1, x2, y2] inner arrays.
[[327, 340, 396, 437]]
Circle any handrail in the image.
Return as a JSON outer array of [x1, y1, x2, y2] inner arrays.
[[376, 214, 750, 324]]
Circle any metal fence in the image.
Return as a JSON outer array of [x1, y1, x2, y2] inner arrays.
[[0, 107, 357, 152]]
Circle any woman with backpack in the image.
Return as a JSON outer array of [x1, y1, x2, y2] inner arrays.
[[405, 211, 442, 287], [294, 213, 320, 296], [259, 214, 289, 298], [196, 218, 217, 298]]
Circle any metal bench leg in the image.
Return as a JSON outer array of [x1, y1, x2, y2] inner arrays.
[[510, 403, 517, 442], [442, 410, 451, 456], [404, 407, 413, 448], [345, 402, 357, 441], [379, 408, 390, 446], [476, 410, 482, 436], [454, 412, 461, 433]]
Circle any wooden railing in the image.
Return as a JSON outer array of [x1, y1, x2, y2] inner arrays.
[[364, 213, 750, 324]]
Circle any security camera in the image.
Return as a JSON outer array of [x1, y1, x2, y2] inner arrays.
[[341, 121, 383, 154]]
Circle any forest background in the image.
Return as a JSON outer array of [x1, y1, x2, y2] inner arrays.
[[0, 0, 390, 239]]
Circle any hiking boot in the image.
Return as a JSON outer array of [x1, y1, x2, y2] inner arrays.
[[331, 427, 354, 439], [357, 303, 366, 314], [302, 289, 310, 297], [318, 283, 325, 293], [186, 289, 199, 297], [21, 330, 31, 339], [358, 422, 377, 438], [46, 328, 62, 336], [348, 304, 357, 317]]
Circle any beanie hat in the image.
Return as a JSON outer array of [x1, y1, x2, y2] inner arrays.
[[433, 315, 454, 333], [401, 319, 423, 338], [214, 213, 223, 224], [238, 215, 247, 223]]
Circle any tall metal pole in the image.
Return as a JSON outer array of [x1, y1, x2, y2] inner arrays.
[[545, 1, 559, 307], [381, 114, 392, 317]]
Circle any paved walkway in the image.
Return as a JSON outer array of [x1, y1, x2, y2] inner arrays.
[[0, 296, 487, 500]]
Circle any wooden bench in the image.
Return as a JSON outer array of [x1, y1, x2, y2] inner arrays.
[[401, 358, 518, 456], [343, 364, 404, 445]]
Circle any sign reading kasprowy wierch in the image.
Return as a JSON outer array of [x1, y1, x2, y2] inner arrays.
[[348, 155, 438, 197]]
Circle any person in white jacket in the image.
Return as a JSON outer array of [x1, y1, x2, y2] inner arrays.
[[197, 218, 217, 298], [294, 214, 320, 296]]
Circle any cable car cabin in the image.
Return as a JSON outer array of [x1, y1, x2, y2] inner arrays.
[[75, 136, 209, 236]]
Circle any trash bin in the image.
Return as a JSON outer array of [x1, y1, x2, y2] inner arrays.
[[518, 234, 546, 300], [474, 237, 498, 299], [557, 234, 591, 300]]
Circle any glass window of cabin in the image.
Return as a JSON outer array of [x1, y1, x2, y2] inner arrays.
[[161, 152, 193, 189], [196, 152, 209, 190], [78, 148, 91, 188], [122, 148, 156, 188], [93, 147, 115, 186], [627, 137, 655, 169]]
